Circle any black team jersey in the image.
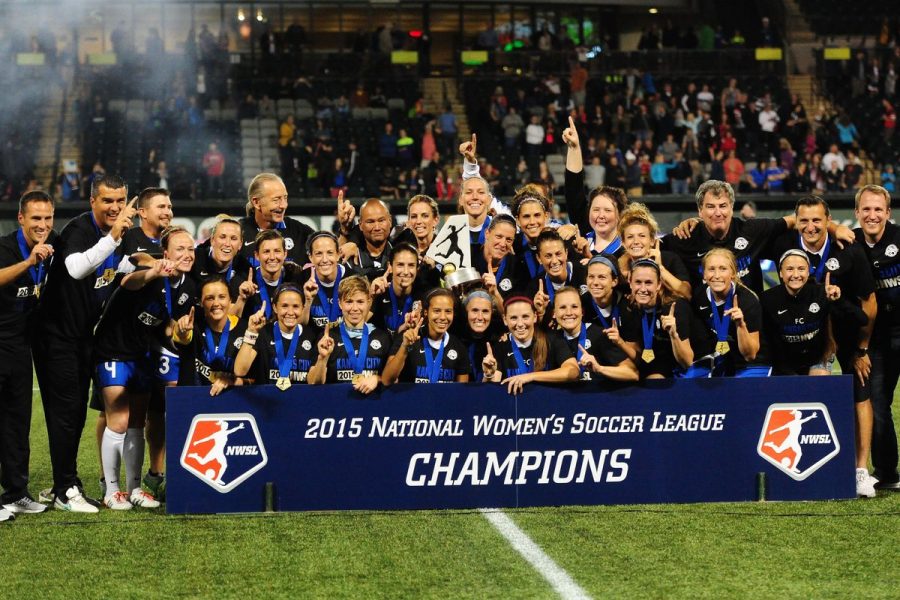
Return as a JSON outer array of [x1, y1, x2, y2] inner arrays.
[[246, 324, 319, 384], [855, 222, 900, 344], [38, 212, 124, 339], [579, 290, 629, 330], [692, 284, 769, 373], [298, 264, 354, 330], [555, 323, 628, 382], [238, 216, 315, 267], [370, 280, 431, 335], [228, 263, 304, 322], [493, 333, 574, 379], [620, 298, 710, 379], [0, 229, 57, 344], [388, 331, 471, 383], [471, 251, 525, 299], [191, 240, 252, 288], [760, 282, 833, 375], [120, 227, 161, 258], [176, 315, 249, 386], [324, 323, 392, 383]]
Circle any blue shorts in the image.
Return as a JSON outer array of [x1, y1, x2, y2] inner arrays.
[[95, 359, 152, 392], [154, 349, 180, 384]]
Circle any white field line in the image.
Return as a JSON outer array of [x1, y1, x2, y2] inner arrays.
[[479, 508, 591, 600]]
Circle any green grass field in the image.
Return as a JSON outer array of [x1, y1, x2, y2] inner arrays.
[[5, 389, 900, 599]]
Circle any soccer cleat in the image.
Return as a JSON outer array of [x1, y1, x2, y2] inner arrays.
[[856, 468, 876, 498], [3, 495, 48, 514], [0, 508, 14, 522], [129, 489, 160, 508], [104, 491, 133, 511], [37, 488, 55, 504], [55, 486, 100, 513], [142, 471, 166, 502]]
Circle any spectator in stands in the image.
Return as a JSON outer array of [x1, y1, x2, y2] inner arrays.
[[437, 104, 458, 155], [420, 122, 437, 167], [882, 99, 896, 141], [57, 161, 81, 202], [740, 200, 757, 219], [351, 83, 369, 108], [202, 142, 225, 199], [279, 115, 296, 175], [723, 150, 744, 189], [624, 152, 642, 197], [536, 161, 555, 193], [758, 102, 779, 156], [258, 95, 275, 118], [783, 96, 808, 150], [791, 160, 812, 193], [836, 114, 859, 152], [746, 161, 767, 193], [649, 154, 674, 194], [886, 63, 897, 98], [669, 151, 692, 195], [696, 84, 714, 114], [843, 151, 863, 191], [605, 155, 626, 190], [380, 167, 400, 200], [501, 107, 524, 150], [765, 157, 787, 193], [238, 94, 258, 120], [824, 161, 844, 192], [570, 62, 588, 108], [659, 133, 678, 163], [778, 138, 796, 174], [757, 16, 778, 48], [881, 164, 896, 192], [396, 128, 414, 168], [331, 158, 347, 198], [378, 122, 398, 166], [525, 114, 545, 177], [822, 144, 846, 172]]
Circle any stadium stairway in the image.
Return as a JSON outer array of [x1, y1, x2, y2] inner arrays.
[[423, 77, 469, 140], [34, 86, 69, 189]]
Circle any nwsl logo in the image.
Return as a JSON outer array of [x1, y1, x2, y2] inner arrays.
[[180, 414, 268, 493], [757, 403, 840, 481]]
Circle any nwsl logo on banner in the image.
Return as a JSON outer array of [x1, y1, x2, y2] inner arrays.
[[180, 414, 268, 493], [757, 403, 840, 481]]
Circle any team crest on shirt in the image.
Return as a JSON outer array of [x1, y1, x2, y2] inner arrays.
[[234, 337, 244, 349], [370, 339, 382, 350], [579, 284, 589, 295], [94, 268, 116, 289], [825, 258, 840, 271], [583, 339, 592, 350], [808, 302, 820, 314], [447, 349, 458, 360], [734, 237, 749, 250], [499, 278, 512, 291], [180, 414, 268, 493], [887, 244, 898, 257], [757, 403, 840, 481], [302, 340, 312, 351], [284, 237, 294, 250]]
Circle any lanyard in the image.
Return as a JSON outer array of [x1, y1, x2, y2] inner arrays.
[[510, 340, 533, 374], [707, 285, 735, 342], [803, 234, 831, 283], [89, 213, 119, 278], [387, 285, 413, 331], [256, 268, 283, 319], [641, 308, 657, 352], [315, 267, 343, 323], [476, 216, 492, 245], [16, 229, 44, 285], [468, 342, 481, 381], [591, 297, 618, 329], [492, 255, 509, 281], [204, 319, 232, 369], [520, 237, 540, 278], [339, 323, 370, 374], [274, 325, 301, 378], [423, 335, 447, 383], [588, 232, 622, 255], [163, 277, 173, 317], [544, 264, 571, 305], [575, 324, 587, 362], [210, 248, 234, 282]]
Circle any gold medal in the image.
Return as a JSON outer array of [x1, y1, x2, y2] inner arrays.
[[275, 376, 291, 391], [351, 373, 364, 385], [641, 349, 655, 363], [716, 341, 730, 355], [33, 283, 42, 298]]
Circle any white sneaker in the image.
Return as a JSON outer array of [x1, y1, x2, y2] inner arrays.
[[104, 491, 133, 511], [55, 486, 100, 513], [129, 489, 160, 509], [37, 488, 55, 504], [3, 495, 48, 514], [856, 468, 876, 498], [0, 507, 14, 522]]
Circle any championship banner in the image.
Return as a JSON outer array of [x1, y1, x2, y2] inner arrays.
[[166, 378, 856, 514]]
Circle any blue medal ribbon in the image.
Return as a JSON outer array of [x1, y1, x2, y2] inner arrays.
[[315, 267, 343, 323], [588, 232, 622, 255], [273, 324, 301, 379], [423, 335, 447, 383], [256, 268, 283, 319], [708, 285, 735, 343], [204, 319, 232, 370], [520, 237, 540, 278], [543, 264, 572, 305], [163, 277, 173, 317], [509, 340, 533, 375], [476, 216, 492, 245], [576, 324, 587, 362], [16, 229, 44, 286], [641, 308, 657, 354], [209, 248, 234, 282], [591, 298, 619, 329], [387, 285, 413, 331], [803, 233, 831, 283], [468, 342, 482, 381], [339, 322, 370, 374], [493, 255, 508, 281]]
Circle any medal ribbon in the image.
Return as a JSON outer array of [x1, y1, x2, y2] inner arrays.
[[274, 325, 301, 379], [16, 229, 44, 286], [339, 322, 370, 374], [510, 340, 533, 374], [204, 319, 232, 370], [591, 298, 619, 329], [803, 233, 831, 283], [256, 268, 283, 319], [708, 285, 734, 343], [641, 308, 657, 354], [423, 335, 447, 383], [315, 267, 343, 322], [387, 285, 413, 331]]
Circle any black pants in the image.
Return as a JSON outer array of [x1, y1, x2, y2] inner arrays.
[[33, 335, 93, 498], [0, 344, 35, 503], [869, 342, 900, 483]]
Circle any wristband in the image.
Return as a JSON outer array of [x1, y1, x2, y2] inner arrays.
[[243, 331, 259, 345]]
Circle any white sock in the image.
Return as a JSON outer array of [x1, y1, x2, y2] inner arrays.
[[101, 428, 126, 496], [124, 428, 145, 494]]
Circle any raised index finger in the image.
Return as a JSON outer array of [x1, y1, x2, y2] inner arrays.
[[248, 267, 254, 282], [825, 271, 831, 288], [337, 189, 344, 206], [568, 115, 575, 130], [486, 342, 494, 357], [669, 302, 676, 316], [127, 196, 138, 209]]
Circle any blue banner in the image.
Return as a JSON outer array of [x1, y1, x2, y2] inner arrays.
[[166, 377, 856, 514]]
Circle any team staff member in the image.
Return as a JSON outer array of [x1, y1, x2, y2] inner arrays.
[[664, 180, 855, 294], [770, 196, 877, 491], [348, 199, 393, 280], [370, 243, 433, 335], [552, 286, 638, 382], [234, 285, 319, 387], [92, 226, 196, 510], [382, 288, 471, 384], [308, 275, 392, 394], [120, 187, 172, 258], [561, 116, 628, 258], [695, 249, 770, 377], [0, 191, 56, 520], [231, 230, 303, 321], [174, 276, 248, 395], [240, 173, 315, 266], [617, 203, 691, 299], [472, 214, 522, 308], [482, 296, 580, 394], [34, 174, 135, 513], [192, 216, 251, 285], [527, 230, 587, 325], [620, 259, 706, 379], [854, 184, 900, 490]]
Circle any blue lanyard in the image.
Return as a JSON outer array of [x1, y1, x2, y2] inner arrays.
[[708, 285, 734, 342], [387, 285, 413, 331], [163, 277, 173, 317], [510, 340, 533, 374], [256, 268, 283, 319], [423, 335, 447, 383], [641, 308, 657, 353], [274, 325, 301, 378], [339, 323, 370, 374], [476, 216, 492, 245], [544, 264, 571, 305], [591, 298, 619, 329], [89, 213, 119, 278], [204, 319, 232, 369], [493, 255, 509, 281], [587, 232, 622, 255], [468, 342, 482, 381], [315, 267, 343, 323], [209, 248, 234, 282], [576, 324, 587, 362], [520, 237, 540, 278], [803, 234, 831, 283], [16, 229, 44, 285]]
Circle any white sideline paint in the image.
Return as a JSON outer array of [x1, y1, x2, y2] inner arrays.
[[479, 508, 591, 600]]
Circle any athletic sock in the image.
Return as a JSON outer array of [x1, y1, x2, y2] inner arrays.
[[124, 428, 145, 494], [101, 428, 126, 496]]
